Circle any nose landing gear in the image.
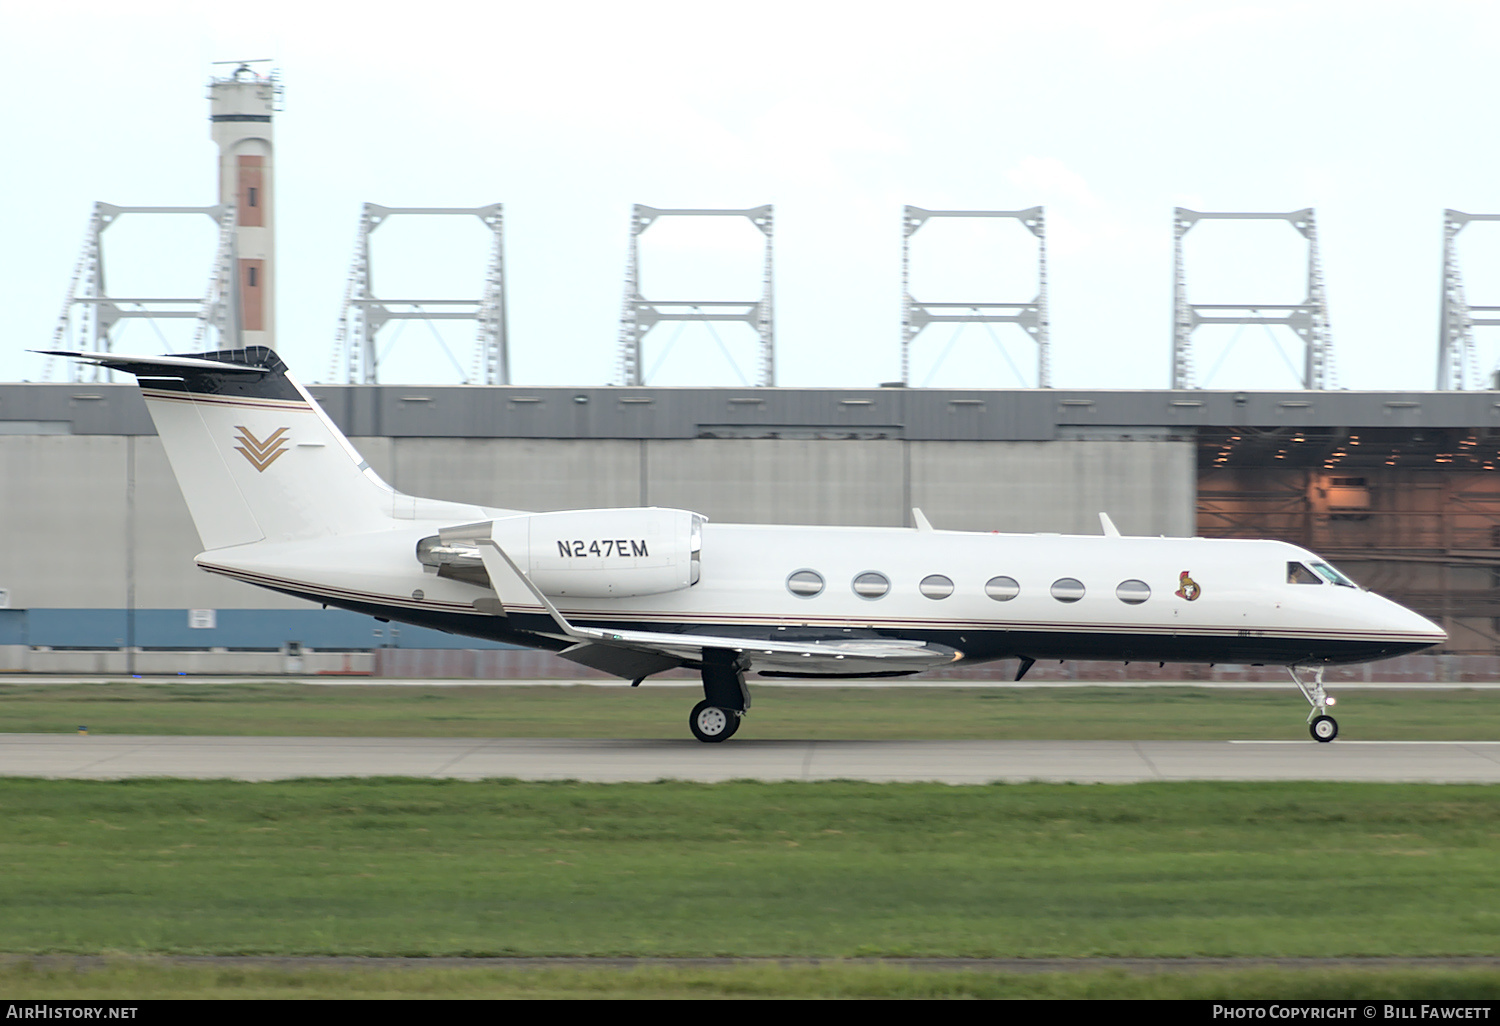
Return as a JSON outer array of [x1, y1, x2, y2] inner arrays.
[[1288, 665, 1339, 742]]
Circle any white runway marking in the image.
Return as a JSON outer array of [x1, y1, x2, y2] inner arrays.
[[1230, 740, 1500, 745]]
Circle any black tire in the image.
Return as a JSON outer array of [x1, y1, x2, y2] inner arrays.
[[1310, 714, 1338, 743], [689, 700, 739, 743]]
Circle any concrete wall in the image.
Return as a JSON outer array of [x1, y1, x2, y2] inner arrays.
[[908, 439, 1193, 535], [1, 435, 304, 612], [374, 437, 1195, 533]]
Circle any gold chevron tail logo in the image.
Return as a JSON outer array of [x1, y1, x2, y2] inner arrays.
[[233, 426, 291, 472]]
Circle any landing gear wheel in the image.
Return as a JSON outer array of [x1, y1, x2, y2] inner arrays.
[[689, 700, 739, 743], [1310, 714, 1339, 743]]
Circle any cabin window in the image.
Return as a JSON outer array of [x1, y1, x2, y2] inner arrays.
[[852, 572, 890, 599], [1287, 562, 1321, 585], [1116, 579, 1151, 604], [1311, 561, 1357, 588], [985, 576, 1020, 601], [919, 574, 954, 599], [787, 569, 824, 597], [1051, 578, 1086, 603]]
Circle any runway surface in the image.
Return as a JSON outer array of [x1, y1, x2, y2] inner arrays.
[[3, 734, 1499, 783], [6, 675, 1497, 689]]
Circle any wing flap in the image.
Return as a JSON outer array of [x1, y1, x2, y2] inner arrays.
[[557, 642, 683, 679]]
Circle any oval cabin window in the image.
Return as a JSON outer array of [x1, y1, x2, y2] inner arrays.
[[787, 570, 825, 597], [1051, 578, 1086, 603], [919, 574, 955, 599], [852, 572, 890, 599], [1116, 580, 1151, 604], [985, 576, 1020, 601]]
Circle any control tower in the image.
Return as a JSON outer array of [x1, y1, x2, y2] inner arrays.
[[208, 62, 280, 349]]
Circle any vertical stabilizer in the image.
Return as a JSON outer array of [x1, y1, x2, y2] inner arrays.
[[39, 347, 398, 550]]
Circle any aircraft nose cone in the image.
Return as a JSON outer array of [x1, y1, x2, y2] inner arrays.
[[1390, 600, 1446, 646]]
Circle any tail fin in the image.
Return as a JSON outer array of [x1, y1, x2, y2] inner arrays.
[[39, 347, 399, 550]]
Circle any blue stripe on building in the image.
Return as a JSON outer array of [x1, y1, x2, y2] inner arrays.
[[0, 608, 520, 651]]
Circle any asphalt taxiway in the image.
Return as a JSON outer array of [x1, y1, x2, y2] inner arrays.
[[2, 734, 1499, 783]]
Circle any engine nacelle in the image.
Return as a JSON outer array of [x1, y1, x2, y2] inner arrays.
[[426, 507, 704, 599]]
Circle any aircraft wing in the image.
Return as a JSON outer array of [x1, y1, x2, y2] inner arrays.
[[475, 538, 961, 679], [555, 628, 961, 677]]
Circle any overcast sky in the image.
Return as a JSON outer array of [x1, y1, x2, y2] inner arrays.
[[5, 0, 1500, 390]]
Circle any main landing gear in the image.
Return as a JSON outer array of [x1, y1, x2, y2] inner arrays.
[[689, 649, 752, 743], [1288, 665, 1339, 742]]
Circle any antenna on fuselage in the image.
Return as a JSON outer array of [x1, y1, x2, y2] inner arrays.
[[1099, 512, 1122, 537]]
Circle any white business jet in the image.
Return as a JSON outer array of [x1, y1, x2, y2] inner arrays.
[[42, 347, 1446, 743]]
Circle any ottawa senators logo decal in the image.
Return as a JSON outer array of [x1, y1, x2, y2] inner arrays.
[[233, 425, 291, 473], [1175, 570, 1201, 601]]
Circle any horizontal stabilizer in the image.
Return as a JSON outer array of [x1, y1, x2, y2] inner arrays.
[[32, 349, 271, 377], [38, 347, 304, 405]]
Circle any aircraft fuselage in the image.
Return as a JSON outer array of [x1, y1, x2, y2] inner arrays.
[[199, 520, 1442, 672]]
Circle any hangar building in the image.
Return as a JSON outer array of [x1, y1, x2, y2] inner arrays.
[[2, 379, 1495, 676]]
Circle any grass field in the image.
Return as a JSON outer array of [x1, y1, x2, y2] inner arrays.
[[2, 778, 1498, 961], [1, 679, 1497, 740]]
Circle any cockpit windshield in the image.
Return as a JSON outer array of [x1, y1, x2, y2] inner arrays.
[[1287, 562, 1321, 585], [1288, 560, 1360, 588], [1311, 561, 1358, 588]]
